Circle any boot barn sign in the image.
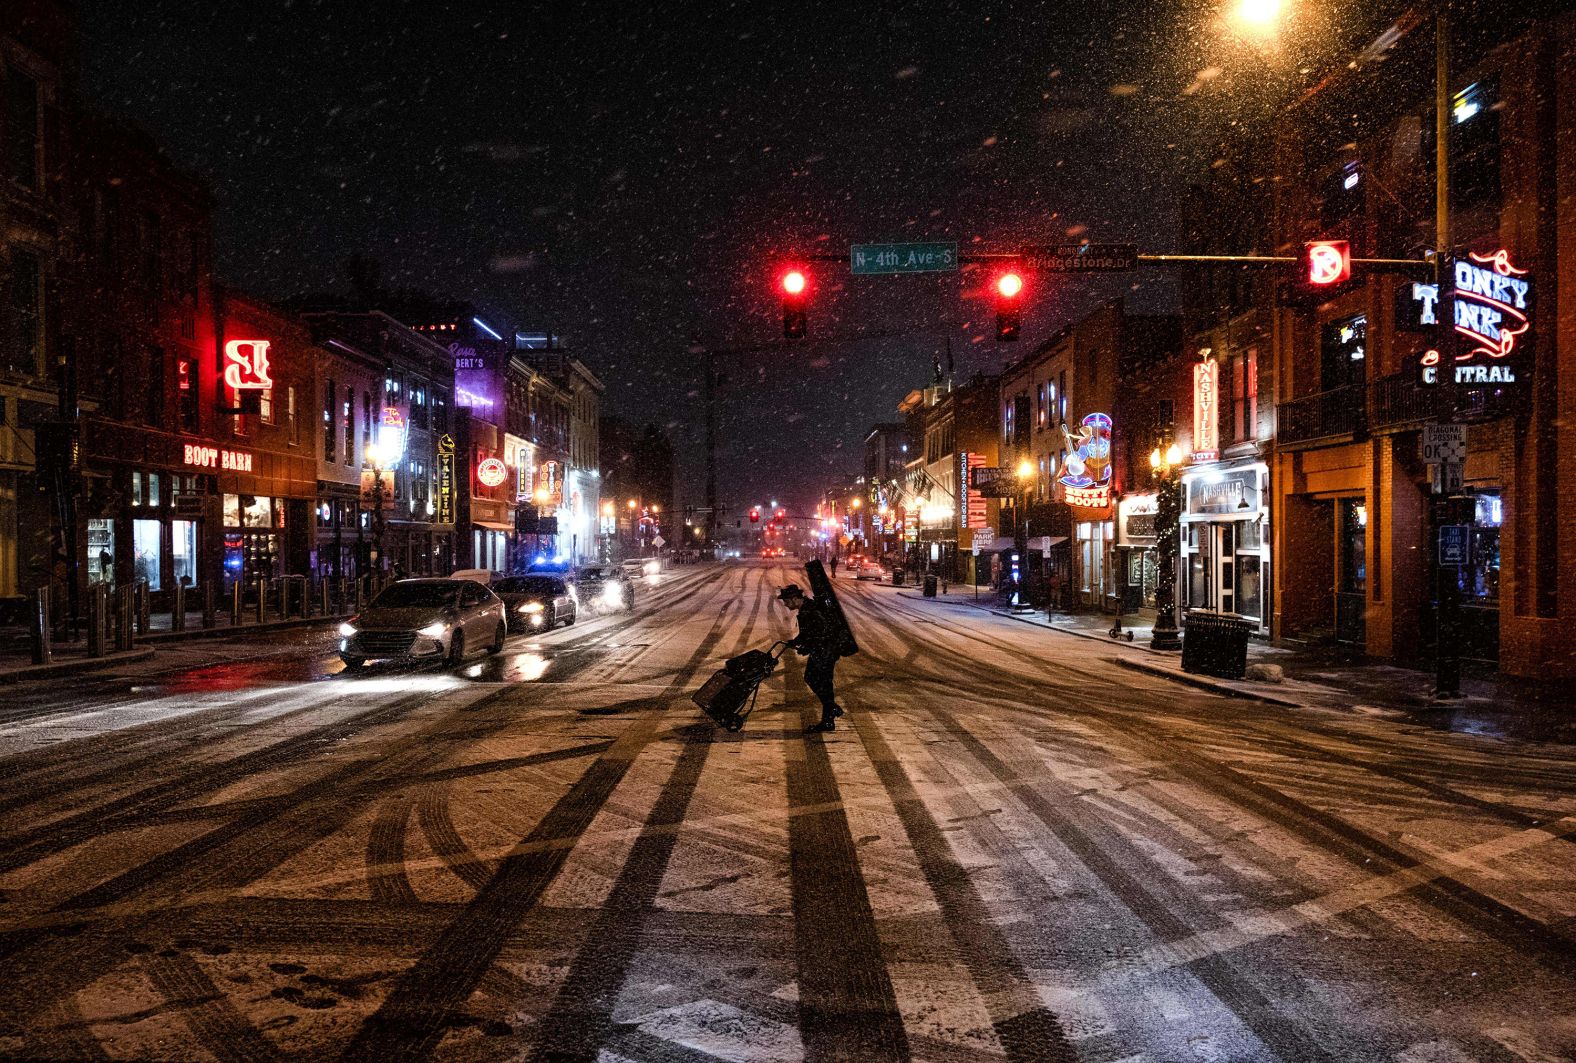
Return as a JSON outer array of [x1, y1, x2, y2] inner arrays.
[[1399, 250, 1533, 386]]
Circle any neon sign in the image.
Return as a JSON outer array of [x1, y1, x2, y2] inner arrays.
[[436, 434, 455, 524], [477, 457, 508, 489], [183, 444, 253, 473], [1193, 359, 1218, 462], [1406, 250, 1533, 386], [222, 340, 273, 391], [1059, 412, 1113, 516], [533, 461, 564, 508]]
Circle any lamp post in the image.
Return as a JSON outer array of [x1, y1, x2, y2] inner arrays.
[[1010, 458, 1035, 609], [1149, 443, 1185, 650], [366, 440, 389, 583]]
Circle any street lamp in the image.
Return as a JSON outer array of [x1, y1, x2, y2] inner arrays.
[[1149, 443, 1185, 650], [1009, 458, 1035, 609]]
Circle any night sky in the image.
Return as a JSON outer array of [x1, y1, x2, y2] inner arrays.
[[76, 0, 1378, 514]]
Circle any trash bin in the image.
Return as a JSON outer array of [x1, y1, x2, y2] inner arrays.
[[923, 574, 938, 598], [1181, 613, 1252, 679], [891, 568, 905, 586]]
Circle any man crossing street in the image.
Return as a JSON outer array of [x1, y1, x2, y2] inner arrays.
[[778, 582, 844, 732]]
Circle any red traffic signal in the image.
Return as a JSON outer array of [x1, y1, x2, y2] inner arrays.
[[780, 268, 808, 339], [1304, 240, 1351, 286], [749, 507, 761, 523], [994, 271, 1023, 342], [774, 507, 786, 522]]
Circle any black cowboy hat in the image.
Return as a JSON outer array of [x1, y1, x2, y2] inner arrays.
[[777, 584, 806, 602]]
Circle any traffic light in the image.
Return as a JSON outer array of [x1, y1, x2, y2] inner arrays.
[[780, 269, 808, 339], [749, 507, 760, 523], [774, 507, 786, 522], [1304, 240, 1351, 287], [994, 271, 1023, 342]]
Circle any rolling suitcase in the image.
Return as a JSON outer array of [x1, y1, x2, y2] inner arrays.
[[692, 642, 785, 731]]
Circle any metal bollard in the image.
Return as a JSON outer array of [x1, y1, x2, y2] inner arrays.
[[277, 577, 289, 619], [30, 588, 51, 666], [87, 584, 107, 658], [255, 578, 266, 624], [355, 576, 365, 610], [135, 580, 151, 635], [320, 578, 331, 617], [230, 580, 243, 627], [116, 584, 135, 651], [202, 582, 217, 629], [172, 581, 187, 632]]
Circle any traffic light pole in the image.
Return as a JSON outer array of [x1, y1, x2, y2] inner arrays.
[[1432, 5, 1462, 700]]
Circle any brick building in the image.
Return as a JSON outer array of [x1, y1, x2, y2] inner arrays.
[[1269, 7, 1573, 678]]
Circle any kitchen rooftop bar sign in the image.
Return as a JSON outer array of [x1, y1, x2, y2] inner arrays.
[[1401, 250, 1533, 386]]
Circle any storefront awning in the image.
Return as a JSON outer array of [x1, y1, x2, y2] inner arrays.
[[472, 519, 514, 532]]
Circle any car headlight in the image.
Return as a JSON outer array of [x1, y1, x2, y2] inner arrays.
[[519, 602, 545, 614], [643, 560, 660, 575], [602, 583, 623, 605], [567, 586, 578, 604], [417, 621, 447, 638], [338, 622, 358, 637]]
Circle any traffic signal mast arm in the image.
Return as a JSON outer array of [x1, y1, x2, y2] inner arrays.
[[788, 249, 1435, 275]]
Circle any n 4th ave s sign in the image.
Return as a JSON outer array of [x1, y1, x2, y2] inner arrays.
[[850, 242, 957, 275]]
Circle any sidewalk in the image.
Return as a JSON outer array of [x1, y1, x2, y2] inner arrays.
[[897, 586, 1576, 744], [0, 607, 342, 683]]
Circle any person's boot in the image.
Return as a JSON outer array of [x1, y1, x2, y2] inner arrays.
[[805, 719, 835, 733]]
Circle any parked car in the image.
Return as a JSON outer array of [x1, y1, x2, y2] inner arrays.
[[339, 578, 506, 669], [492, 574, 577, 632], [578, 564, 637, 612], [620, 557, 661, 578]]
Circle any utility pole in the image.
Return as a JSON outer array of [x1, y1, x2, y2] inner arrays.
[[1432, 4, 1462, 699]]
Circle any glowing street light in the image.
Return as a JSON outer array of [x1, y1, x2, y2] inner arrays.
[[1015, 459, 1035, 480]]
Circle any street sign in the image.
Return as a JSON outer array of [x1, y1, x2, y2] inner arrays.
[[1439, 525, 1469, 565], [1421, 424, 1467, 465], [1431, 461, 1463, 495], [174, 495, 205, 518], [1020, 243, 1138, 273], [651, 535, 666, 548], [969, 466, 1018, 498], [850, 242, 957, 275]]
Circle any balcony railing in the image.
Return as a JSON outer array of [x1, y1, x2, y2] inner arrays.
[[1277, 384, 1367, 447], [1368, 373, 1442, 432]]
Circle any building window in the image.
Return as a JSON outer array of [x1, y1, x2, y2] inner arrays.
[[5, 249, 42, 376], [1157, 399, 1174, 429], [5, 69, 40, 191], [133, 519, 163, 591], [343, 386, 354, 466], [286, 385, 297, 443], [362, 391, 372, 457], [1444, 80, 1499, 210], [141, 211, 162, 320], [260, 387, 274, 425], [172, 520, 198, 586], [1321, 315, 1366, 391], [177, 356, 199, 431], [1232, 348, 1258, 443], [146, 347, 166, 425], [1321, 160, 1363, 229], [323, 378, 336, 461]]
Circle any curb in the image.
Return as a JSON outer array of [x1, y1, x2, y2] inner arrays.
[[0, 646, 157, 684], [1106, 656, 1304, 707]]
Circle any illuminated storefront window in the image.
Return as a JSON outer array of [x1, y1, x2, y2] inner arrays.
[[133, 519, 162, 591], [173, 520, 198, 586]]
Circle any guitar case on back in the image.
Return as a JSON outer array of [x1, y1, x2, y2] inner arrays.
[[804, 559, 859, 658]]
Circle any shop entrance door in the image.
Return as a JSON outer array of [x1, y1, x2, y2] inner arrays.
[[1186, 523, 1235, 615]]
